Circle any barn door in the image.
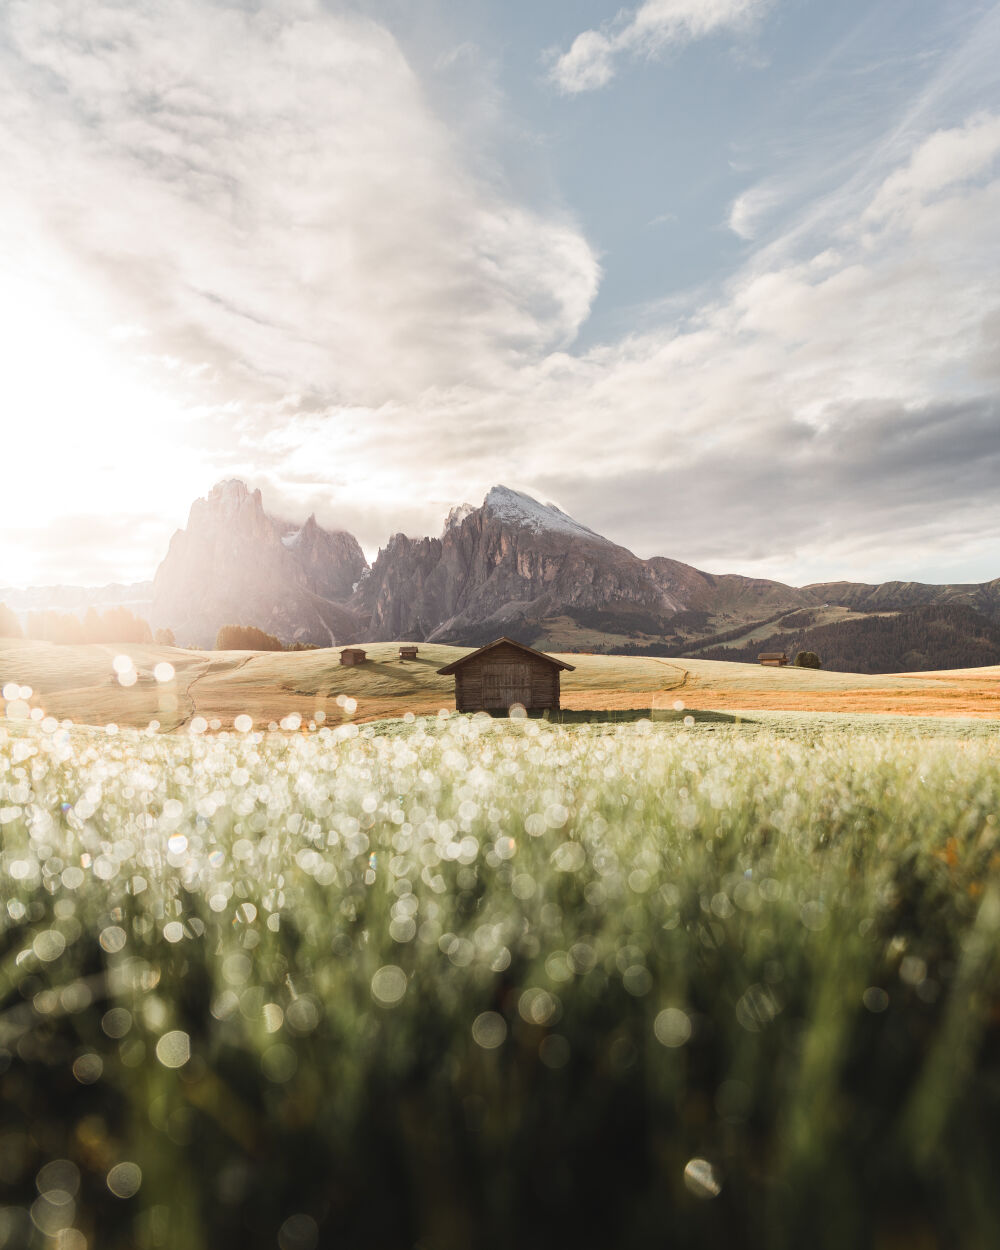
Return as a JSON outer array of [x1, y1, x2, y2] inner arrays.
[[482, 662, 532, 710]]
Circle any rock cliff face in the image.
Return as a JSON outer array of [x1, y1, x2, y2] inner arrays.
[[151, 480, 367, 647], [357, 486, 691, 644], [146, 479, 1000, 653]]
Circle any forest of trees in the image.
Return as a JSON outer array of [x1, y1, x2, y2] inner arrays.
[[0, 603, 22, 638], [695, 605, 1000, 673], [6, 606, 154, 645], [215, 624, 285, 650], [214, 624, 320, 651]]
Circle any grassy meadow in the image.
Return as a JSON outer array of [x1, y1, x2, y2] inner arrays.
[[2, 636, 999, 733], [3, 709, 1000, 1248]]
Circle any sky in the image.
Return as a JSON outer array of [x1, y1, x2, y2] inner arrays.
[[1, 0, 999, 590]]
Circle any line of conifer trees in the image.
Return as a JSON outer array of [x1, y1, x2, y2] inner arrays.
[[0, 604, 158, 645]]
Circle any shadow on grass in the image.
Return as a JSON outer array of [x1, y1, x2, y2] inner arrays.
[[486, 707, 759, 725]]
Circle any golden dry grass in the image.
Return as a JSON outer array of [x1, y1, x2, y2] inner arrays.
[[2, 637, 999, 730]]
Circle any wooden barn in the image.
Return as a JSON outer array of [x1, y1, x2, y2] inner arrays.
[[340, 647, 367, 667], [758, 651, 789, 667], [437, 637, 575, 714], [399, 645, 419, 661]]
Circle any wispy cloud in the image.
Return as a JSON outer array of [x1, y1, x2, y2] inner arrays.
[[550, 0, 772, 94], [0, 0, 599, 411], [727, 182, 782, 239], [3, 1, 1000, 589]]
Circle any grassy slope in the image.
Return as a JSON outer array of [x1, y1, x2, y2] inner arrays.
[[2, 637, 999, 731]]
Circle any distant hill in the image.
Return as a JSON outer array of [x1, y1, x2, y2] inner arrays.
[[692, 605, 1000, 673]]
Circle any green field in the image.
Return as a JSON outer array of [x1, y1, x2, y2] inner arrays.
[[2, 715, 1000, 1248]]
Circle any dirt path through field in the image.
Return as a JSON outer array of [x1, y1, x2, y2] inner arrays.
[[177, 655, 257, 730], [650, 660, 689, 690]]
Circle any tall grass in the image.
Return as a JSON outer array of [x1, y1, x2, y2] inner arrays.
[[2, 715, 1000, 1249]]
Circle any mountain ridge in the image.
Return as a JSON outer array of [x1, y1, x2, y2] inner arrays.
[[5, 480, 999, 666]]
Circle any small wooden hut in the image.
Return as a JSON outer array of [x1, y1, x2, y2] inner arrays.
[[399, 646, 419, 661], [437, 637, 574, 714], [340, 648, 367, 667], [758, 651, 789, 667]]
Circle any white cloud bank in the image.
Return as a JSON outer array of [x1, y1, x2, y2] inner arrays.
[[551, 0, 772, 94], [2, 2, 1000, 589], [0, 0, 600, 410]]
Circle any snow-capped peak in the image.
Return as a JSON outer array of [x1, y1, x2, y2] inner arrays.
[[483, 485, 608, 542]]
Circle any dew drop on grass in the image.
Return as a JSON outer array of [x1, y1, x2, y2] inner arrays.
[[683, 1157, 721, 1199], [278, 1213, 319, 1250], [101, 1008, 132, 1038], [36, 1159, 81, 1199], [106, 1163, 142, 1199], [371, 965, 407, 1006], [72, 1053, 103, 1084], [155, 1030, 191, 1069], [32, 930, 66, 962], [471, 1012, 507, 1049], [285, 997, 319, 1034], [98, 926, 127, 954], [653, 1008, 691, 1048]]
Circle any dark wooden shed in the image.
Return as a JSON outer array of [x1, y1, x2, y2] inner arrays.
[[437, 637, 575, 714], [758, 651, 789, 667], [399, 645, 419, 661], [340, 648, 367, 667]]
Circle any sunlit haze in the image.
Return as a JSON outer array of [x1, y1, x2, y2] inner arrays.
[[2, 0, 1000, 589]]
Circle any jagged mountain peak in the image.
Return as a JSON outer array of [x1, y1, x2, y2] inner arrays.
[[442, 502, 476, 535], [152, 481, 367, 647], [483, 485, 609, 544], [205, 478, 259, 506]]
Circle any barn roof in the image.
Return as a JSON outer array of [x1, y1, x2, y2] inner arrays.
[[437, 637, 576, 676]]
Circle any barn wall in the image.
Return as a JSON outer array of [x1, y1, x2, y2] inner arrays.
[[452, 643, 562, 712]]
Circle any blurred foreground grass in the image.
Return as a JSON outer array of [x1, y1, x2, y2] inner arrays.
[[2, 714, 1000, 1249]]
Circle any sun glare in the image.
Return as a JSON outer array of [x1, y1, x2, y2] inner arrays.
[[0, 257, 203, 585]]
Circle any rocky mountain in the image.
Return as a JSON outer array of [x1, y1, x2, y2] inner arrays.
[[150, 480, 368, 647], [355, 485, 805, 647], [356, 487, 1000, 654], [13, 478, 1000, 666], [354, 486, 681, 645]]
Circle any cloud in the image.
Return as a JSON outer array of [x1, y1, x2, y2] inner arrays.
[[727, 182, 782, 239], [282, 108, 1000, 585], [0, 514, 171, 588], [863, 113, 1000, 226], [3, 3, 1000, 590], [534, 397, 1000, 585], [0, 0, 600, 411], [550, 0, 772, 94]]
